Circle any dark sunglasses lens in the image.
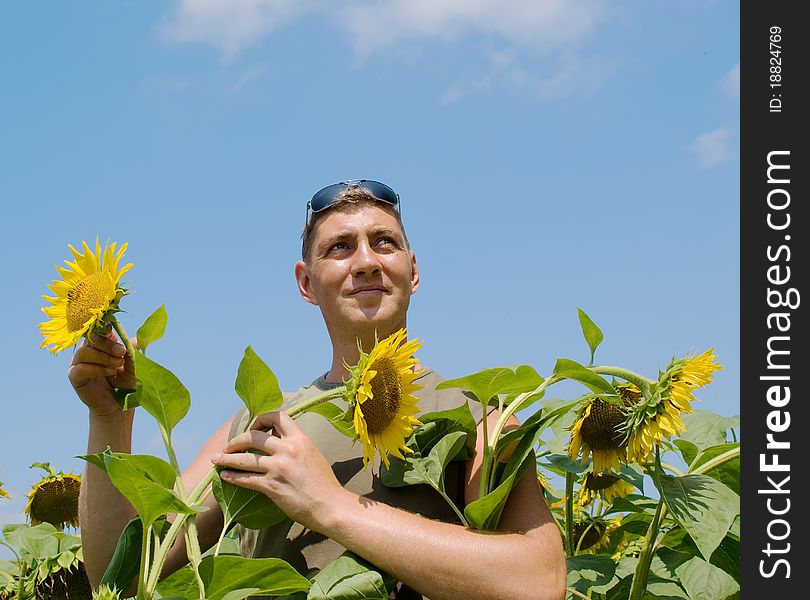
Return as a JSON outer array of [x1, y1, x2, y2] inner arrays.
[[310, 183, 345, 213], [309, 180, 399, 215], [359, 181, 399, 206]]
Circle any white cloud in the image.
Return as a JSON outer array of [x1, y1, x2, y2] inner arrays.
[[722, 63, 740, 98], [161, 0, 320, 61], [162, 0, 605, 60], [335, 0, 605, 58], [691, 127, 735, 167]]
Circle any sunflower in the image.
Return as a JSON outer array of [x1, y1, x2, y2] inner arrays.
[[346, 328, 424, 468], [577, 471, 635, 506], [39, 239, 132, 354], [624, 348, 722, 463], [571, 515, 623, 554], [93, 583, 122, 600], [567, 398, 628, 473], [25, 463, 81, 530]]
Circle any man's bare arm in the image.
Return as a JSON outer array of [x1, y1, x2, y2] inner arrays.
[[215, 411, 567, 600]]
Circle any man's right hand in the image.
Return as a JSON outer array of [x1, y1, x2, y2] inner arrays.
[[68, 326, 136, 417]]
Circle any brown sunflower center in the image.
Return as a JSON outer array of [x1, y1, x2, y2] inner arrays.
[[573, 520, 607, 551], [585, 472, 621, 491], [363, 357, 402, 434], [580, 399, 626, 450], [65, 272, 114, 332], [29, 476, 81, 529]]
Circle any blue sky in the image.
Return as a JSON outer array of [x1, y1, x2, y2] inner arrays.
[[0, 0, 739, 532]]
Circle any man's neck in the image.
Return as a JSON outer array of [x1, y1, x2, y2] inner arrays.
[[322, 322, 407, 383]]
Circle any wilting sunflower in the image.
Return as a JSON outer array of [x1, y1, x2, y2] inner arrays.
[[346, 328, 424, 468], [25, 463, 81, 530], [567, 398, 629, 473], [40, 239, 132, 354], [571, 516, 622, 553], [624, 348, 722, 463], [577, 471, 635, 506]]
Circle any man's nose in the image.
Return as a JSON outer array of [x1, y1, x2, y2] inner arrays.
[[351, 240, 382, 278]]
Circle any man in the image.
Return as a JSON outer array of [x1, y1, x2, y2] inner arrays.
[[71, 179, 567, 600]]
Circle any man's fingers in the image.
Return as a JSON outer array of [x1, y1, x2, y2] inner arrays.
[[251, 411, 296, 437], [218, 469, 265, 492], [86, 332, 126, 357], [68, 363, 120, 385], [213, 451, 267, 473], [225, 430, 280, 455], [73, 346, 126, 369]]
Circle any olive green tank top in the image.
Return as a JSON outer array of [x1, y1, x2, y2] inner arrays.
[[227, 368, 483, 599]]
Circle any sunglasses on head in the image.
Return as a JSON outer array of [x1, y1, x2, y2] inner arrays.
[[306, 179, 400, 225]]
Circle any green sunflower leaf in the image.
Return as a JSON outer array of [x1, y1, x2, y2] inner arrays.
[[100, 516, 143, 592], [307, 552, 393, 600], [157, 555, 310, 600], [659, 473, 740, 561], [132, 352, 190, 435], [691, 442, 740, 494], [212, 470, 287, 530], [464, 454, 532, 530], [680, 410, 738, 451], [135, 304, 168, 354], [678, 558, 739, 600], [381, 431, 467, 492], [235, 346, 284, 420], [436, 365, 544, 407], [577, 307, 604, 366], [552, 358, 616, 397], [567, 554, 616, 596], [79, 450, 199, 528], [306, 402, 356, 439]]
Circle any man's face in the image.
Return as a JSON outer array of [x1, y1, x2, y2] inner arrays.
[[295, 203, 419, 343]]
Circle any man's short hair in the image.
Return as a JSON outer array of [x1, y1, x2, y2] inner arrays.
[[300, 186, 409, 261]]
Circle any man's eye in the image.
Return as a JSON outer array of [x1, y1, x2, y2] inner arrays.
[[330, 242, 350, 251], [376, 237, 395, 247]]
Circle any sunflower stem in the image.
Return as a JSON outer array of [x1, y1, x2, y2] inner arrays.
[[628, 495, 665, 600], [629, 445, 665, 600], [588, 365, 654, 393], [109, 316, 137, 359], [435, 486, 470, 528], [687, 447, 740, 475], [137, 522, 150, 600], [565, 472, 575, 556], [286, 387, 347, 418]]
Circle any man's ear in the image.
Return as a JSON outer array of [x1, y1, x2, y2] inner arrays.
[[410, 251, 420, 295], [295, 260, 319, 306]]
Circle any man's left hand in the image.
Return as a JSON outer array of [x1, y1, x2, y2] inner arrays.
[[211, 411, 347, 531]]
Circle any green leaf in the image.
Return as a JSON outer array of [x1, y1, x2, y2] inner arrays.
[[212, 470, 287, 530], [235, 346, 284, 419], [659, 473, 740, 561], [80, 450, 198, 528], [680, 410, 736, 451], [307, 402, 355, 439], [158, 555, 310, 600], [673, 439, 699, 466], [136, 304, 168, 353], [676, 555, 739, 600], [567, 555, 616, 596], [100, 516, 143, 591], [381, 431, 467, 491], [2, 523, 59, 561], [436, 365, 544, 406], [552, 358, 616, 396], [464, 454, 531, 530], [307, 552, 392, 600], [381, 404, 477, 489], [691, 442, 740, 494], [577, 307, 604, 365], [133, 352, 190, 435]]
